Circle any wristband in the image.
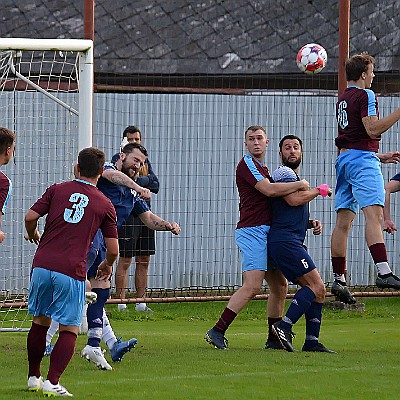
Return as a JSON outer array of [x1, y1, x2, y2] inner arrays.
[[317, 184, 330, 197]]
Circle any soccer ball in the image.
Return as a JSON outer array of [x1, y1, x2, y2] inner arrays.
[[296, 43, 327, 74]]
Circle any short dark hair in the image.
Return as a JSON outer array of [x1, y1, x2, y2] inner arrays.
[[0, 127, 16, 154], [78, 147, 106, 178], [245, 125, 266, 138], [121, 142, 148, 157], [345, 52, 375, 81], [122, 125, 141, 140], [279, 134, 303, 152]]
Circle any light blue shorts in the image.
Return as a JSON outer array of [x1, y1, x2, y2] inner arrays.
[[335, 149, 384, 213], [28, 267, 85, 326], [235, 225, 270, 272]]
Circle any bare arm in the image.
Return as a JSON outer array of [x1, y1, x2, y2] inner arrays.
[[139, 211, 181, 235], [254, 178, 309, 197], [24, 209, 41, 245], [102, 169, 151, 200], [362, 109, 400, 138], [283, 185, 332, 207], [376, 152, 400, 164], [383, 179, 400, 234]]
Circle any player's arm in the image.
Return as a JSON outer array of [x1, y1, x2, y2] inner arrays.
[[0, 213, 4, 243], [362, 108, 400, 138], [383, 179, 400, 234], [24, 209, 41, 245], [102, 169, 151, 200], [255, 178, 309, 197], [95, 237, 119, 281], [283, 185, 332, 206], [376, 152, 400, 164], [138, 210, 181, 235]]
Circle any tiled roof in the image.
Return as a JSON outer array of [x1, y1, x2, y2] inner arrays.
[[1, 0, 399, 75]]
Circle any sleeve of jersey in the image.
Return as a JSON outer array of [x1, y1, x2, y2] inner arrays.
[[0, 174, 11, 215], [100, 203, 118, 239], [242, 155, 266, 184], [271, 166, 298, 183], [131, 198, 150, 217], [30, 185, 55, 216], [390, 172, 400, 182], [103, 162, 116, 171], [360, 89, 377, 118]]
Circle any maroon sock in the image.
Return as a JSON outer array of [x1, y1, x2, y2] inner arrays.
[[268, 317, 282, 340], [369, 243, 388, 264], [47, 330, 77, 385], [214, 307, 237, 333], [27, 322, 48, 378], [332, 257, 346, 275]]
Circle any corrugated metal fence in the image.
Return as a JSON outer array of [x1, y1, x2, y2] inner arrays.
[[1, 91, 400, 293]]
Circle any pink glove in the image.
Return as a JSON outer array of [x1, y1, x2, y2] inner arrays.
[[317, 184, 331, 197]]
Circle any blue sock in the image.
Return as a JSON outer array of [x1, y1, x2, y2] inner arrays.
[[281, 286, 316, 330], [87, 288, 110, 347], [304, 301, 323, 348]]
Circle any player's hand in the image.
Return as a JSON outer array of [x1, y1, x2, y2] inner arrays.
[[24, 230, 41, 245], [316, 184, 332, 197], [138, 187, 151, 200], [378, 151, 400, 164], [95, 259, 112, 281], [299, 179, 309, 191], [383, 219, 397, 234], [311, 220, 322, 235], [166, 222, 181, 235], [0, 230, 5, 243]]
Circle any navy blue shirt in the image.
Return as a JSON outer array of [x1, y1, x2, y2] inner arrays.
[[97, 163, 149, 229], [268, 166, 309, 244]]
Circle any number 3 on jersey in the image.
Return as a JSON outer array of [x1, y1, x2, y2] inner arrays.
[[64, 193, 89, 223]]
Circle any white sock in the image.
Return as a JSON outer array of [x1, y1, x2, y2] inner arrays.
[[46, 320, 59, 346], [333, 273, 346, 283], [376, 262, 391, 276], [135, 302, 146, 311], [102, 309, 117, 349]]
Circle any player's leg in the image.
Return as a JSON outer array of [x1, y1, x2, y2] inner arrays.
[[296, 269, 335, 353], [362, 205, 400, 288], [102, 309, 137, 362], [331, 209, 357, 303], [205, 225, 268, 349], [27, 267, 52, 392], [330, 151, 358, 303], [264, 267, 287, 350], [42, 271, 85, 397]]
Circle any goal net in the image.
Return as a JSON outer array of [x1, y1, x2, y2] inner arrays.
[[0, 38, 93, 331]]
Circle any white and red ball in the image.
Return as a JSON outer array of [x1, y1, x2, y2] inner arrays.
[[296, 43, 327, 74]]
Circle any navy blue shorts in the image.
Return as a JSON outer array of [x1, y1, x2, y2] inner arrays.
[[268, 241, 316, 283]]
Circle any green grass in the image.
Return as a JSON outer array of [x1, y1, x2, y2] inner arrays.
[[2, 298, 400, 399]]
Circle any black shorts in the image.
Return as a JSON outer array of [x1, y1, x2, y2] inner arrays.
[[118, 213, 156, 258]]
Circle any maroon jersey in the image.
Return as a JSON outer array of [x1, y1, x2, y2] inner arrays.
[[30, 179, 118, 280], [335, 86, 380, 152], [236, 154, 272, 229], [0, 171, 12, 215]]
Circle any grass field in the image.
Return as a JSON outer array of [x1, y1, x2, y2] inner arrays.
[[2, 297, 400, 399]]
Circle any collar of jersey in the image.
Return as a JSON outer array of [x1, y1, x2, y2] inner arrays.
[[74, 178, 97, 187]]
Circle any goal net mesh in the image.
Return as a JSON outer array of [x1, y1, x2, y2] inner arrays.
[[0, 47, 83, 330]]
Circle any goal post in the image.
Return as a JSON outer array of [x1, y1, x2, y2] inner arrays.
[[0, 38, 93, 331], [0, 38, 93, 149]]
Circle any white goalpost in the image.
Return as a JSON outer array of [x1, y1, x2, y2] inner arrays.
[[0, 38, 93, 331]]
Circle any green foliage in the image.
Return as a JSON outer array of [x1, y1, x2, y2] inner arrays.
[[2, 297, 400, 399]]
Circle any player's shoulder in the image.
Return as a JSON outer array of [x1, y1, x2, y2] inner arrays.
[[272, 166, 298, 182]]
